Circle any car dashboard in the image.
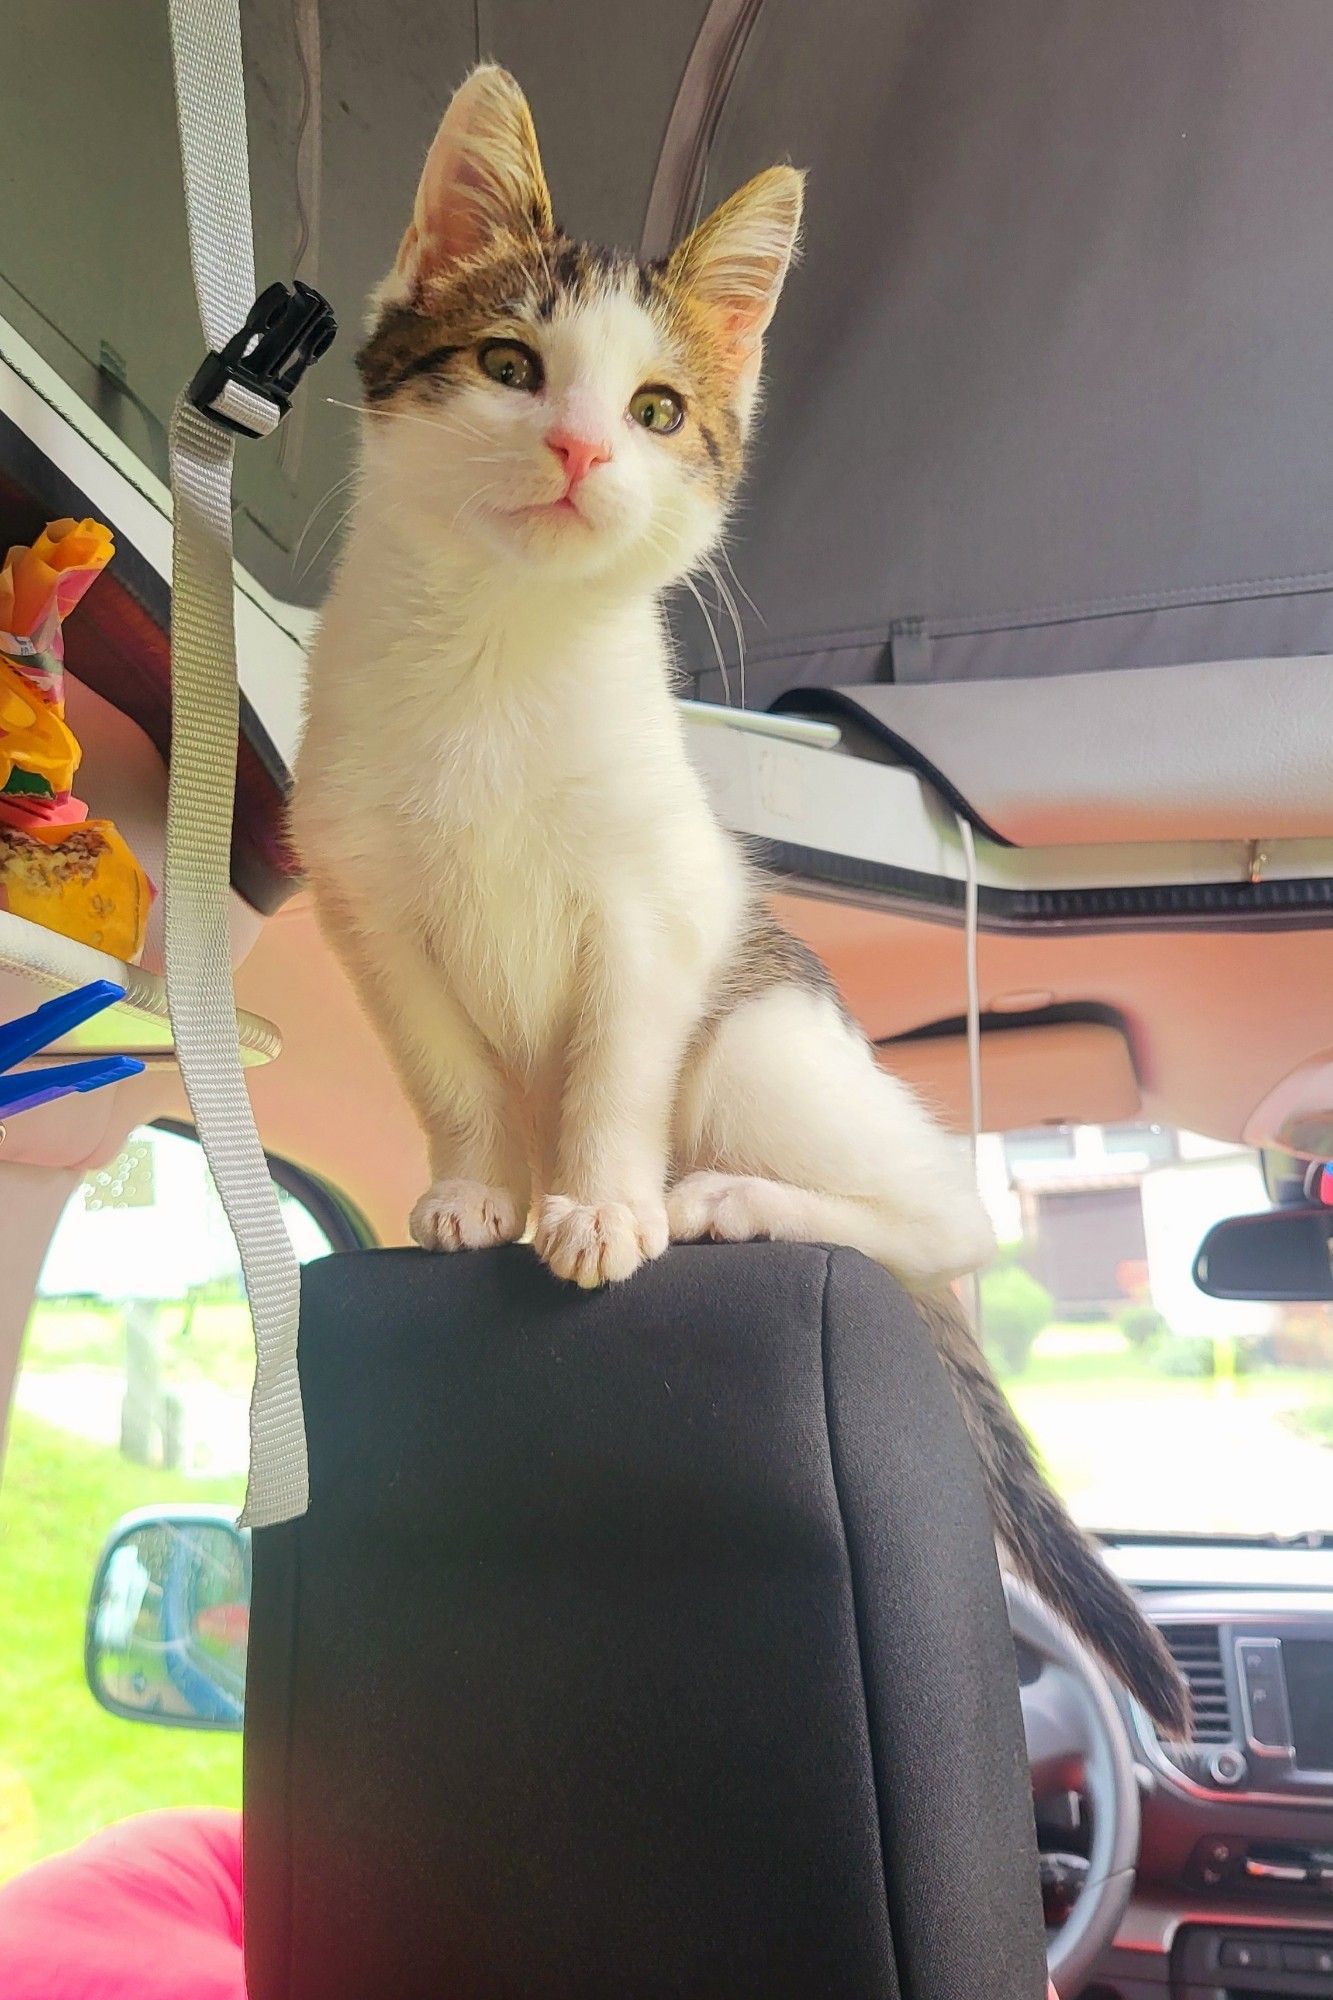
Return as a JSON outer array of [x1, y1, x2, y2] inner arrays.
[[1079, 1547, 1333, 1997]]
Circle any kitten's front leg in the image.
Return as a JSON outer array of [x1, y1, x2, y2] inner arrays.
[[534, 917, 699, 1288], [309, 881, 529, 1250], [406, 1038, 531, 1255], [411, 1146, 529, 1254]]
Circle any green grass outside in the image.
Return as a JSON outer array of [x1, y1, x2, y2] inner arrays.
[[0, 1410, 243, 1882], [24, 1298, 255, 1392]]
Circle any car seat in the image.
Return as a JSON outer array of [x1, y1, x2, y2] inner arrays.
[[243, 1240, 1049, 1999]]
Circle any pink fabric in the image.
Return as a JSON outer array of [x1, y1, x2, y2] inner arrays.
[[0, 1806, 1058, 1998], [0, 1809, 244, 2000]]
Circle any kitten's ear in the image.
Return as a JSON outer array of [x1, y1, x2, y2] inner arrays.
[[666, 166, 804, 358], [393, 65, 553, 293]]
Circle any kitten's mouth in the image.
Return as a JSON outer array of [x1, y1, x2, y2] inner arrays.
[[508, 495, 590, 526]]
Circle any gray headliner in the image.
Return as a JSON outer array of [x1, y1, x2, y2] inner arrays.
[[780, 658, 1333, 847], [6, 0, 1333, 723]]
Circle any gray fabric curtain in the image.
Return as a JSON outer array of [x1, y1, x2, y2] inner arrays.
[[5, 0, 1332, 703]]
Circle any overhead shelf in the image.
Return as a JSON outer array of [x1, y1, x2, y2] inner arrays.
[[0, 910, 280, 1066]]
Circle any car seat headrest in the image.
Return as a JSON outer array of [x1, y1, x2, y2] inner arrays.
[[243, 1241, 1048, 2000]]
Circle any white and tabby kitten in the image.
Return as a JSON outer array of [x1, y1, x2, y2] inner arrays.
[[293, 65, 1187, 1735]]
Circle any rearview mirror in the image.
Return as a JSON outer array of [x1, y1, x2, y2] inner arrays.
[[1193, 1207, 1333, 1303], [85, 1508, 249, 1730]]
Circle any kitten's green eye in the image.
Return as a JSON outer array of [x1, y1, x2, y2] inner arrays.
[[479, 340, 542, 393], [629, 386, 685, 434]]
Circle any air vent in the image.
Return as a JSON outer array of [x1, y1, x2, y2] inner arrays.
[[1161, 1624, 1232, 1743]]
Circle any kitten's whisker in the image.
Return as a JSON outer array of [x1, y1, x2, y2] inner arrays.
[[435, 414, 493, 446], [718, 543, 765, 625], [637, 527, 679, 566], [679, 573, 731, 708], [292, 472, 357, 573], [720, 578, 748, 711], [298, 503, 356, 583], [325, 395, 491, 446], [447, 481, 501, 534], [701, 555, 747, 709], [695, 555, 745, 708]]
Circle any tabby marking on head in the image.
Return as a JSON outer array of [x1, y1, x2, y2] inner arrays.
[[349, 65, 800, 597]]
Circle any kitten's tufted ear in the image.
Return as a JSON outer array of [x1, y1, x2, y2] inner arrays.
[[666, 166, 804, 358], [392, 66, 553, 296]]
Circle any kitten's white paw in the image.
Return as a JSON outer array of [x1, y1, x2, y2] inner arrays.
[[667, 1172, 778, 1244], [411, 1179, 524, 1252], [534, 1195, 669, 1288]]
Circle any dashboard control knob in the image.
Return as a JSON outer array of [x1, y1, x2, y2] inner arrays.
[[1208, 1746, 1247, 1788], [1189, 1835, 1244, 1888]]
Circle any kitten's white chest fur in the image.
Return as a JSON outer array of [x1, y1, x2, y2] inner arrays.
[[295, 533, 741, 1075]]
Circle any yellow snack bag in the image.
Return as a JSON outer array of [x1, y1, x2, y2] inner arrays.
[[0, 518, 152, 960]]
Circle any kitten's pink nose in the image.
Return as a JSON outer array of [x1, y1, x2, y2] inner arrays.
[[546, 427, 611, 489]]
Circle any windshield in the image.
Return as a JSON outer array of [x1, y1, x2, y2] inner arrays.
[[979, 1123, 1333, 1540]]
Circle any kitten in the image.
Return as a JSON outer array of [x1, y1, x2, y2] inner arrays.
[[292, 65, 1188, 1735]]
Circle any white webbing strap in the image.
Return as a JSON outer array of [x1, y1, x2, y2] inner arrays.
[[165, 0, 307, 1526]]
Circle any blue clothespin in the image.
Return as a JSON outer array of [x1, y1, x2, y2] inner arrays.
[[0, 980, 145, 1121]]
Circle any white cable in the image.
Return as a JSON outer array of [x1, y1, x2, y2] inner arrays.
[[958, 813, 982, 1164], [277, 0, 324, 483], [957, 812, 984, 1330]]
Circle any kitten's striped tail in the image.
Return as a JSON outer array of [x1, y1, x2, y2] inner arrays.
[[915, 1290, 1191, 1738]]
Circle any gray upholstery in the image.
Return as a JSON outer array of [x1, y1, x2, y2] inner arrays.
[[244, 1242, 1049, 1999], [777, 659, 1333, 847], [8, 2, 1333, 709]]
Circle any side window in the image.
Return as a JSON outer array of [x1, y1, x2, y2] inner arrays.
[[0, 1123, 360, 1884]]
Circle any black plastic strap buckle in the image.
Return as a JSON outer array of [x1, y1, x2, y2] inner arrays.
[[187, 281, 337, 439]]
